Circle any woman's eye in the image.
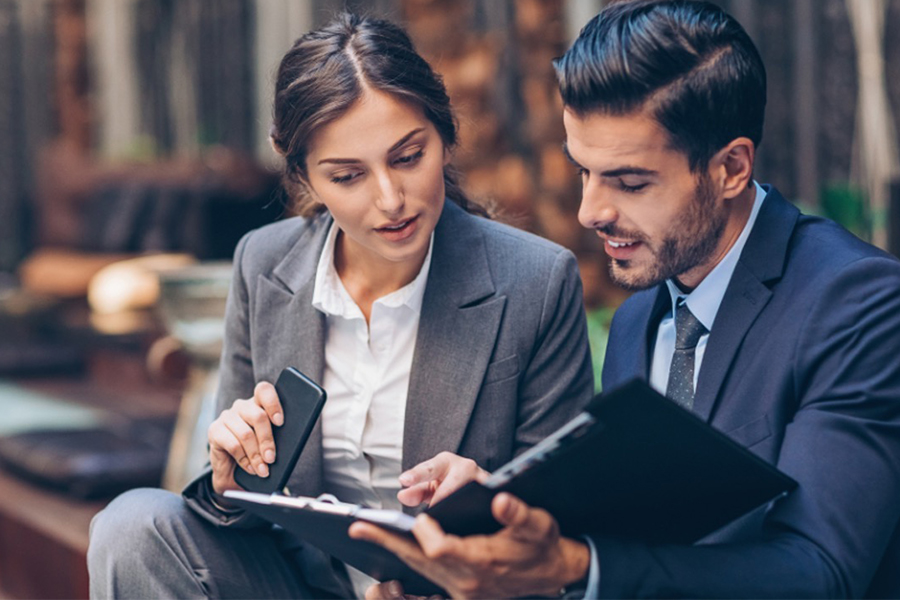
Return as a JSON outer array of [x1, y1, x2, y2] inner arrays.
[[331, 171, 360, 185], [395, 149, 423, 166]]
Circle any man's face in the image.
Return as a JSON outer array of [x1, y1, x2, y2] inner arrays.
[[564, 108, 728, 291]]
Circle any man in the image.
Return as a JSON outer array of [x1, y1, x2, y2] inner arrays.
[[351, 0, 900, 597]]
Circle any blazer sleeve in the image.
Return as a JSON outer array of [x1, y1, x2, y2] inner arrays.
[[513, 250, 595, 454], [182, 230, 270, 529], [589, 254, 900, 598]]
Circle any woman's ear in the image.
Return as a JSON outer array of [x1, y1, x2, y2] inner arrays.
[[710, 137, 755, 199], [443, 146, 452, 167], [269, 124, 286, 156], [269, 135, 286, 157]]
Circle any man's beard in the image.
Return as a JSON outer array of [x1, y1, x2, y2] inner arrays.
[[606, 174, 727, 291]]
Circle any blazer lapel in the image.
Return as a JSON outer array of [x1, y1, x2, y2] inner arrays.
[[264, 216, 330, 496], [641, 288, 671, 379], [692, 187, 800, 422], [403, 202, 505, 471]]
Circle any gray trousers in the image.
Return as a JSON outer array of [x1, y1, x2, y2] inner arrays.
[[88, 488, 326, 599]]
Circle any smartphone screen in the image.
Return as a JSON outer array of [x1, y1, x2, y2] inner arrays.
[[233, 367, 327, 494]]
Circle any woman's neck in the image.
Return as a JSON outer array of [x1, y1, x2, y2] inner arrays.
[[333, 231, 428, 323]]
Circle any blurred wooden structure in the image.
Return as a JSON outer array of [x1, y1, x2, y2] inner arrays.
[[3, 0, 900, 287]]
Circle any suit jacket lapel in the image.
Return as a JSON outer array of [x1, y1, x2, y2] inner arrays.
[[692, 187, 800, 421], [265, 215, 330, 496], [403, 202, 505, 471], [641, 287, 671, 379]]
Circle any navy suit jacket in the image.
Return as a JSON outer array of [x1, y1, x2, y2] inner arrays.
[[596, 186, 900, 598]]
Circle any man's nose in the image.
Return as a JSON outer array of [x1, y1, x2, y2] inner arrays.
[[578, 179, 618, 230]]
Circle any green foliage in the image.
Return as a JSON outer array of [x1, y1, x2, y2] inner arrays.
[[820, 183, 870, 241], [586, 305, 615, 392]]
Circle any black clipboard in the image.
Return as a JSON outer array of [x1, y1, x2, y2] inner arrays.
[[226, 378, 797, 595], [222, 492, 444, 596]]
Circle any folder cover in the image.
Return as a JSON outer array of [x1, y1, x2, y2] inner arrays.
[[226, 378, 797, 595]]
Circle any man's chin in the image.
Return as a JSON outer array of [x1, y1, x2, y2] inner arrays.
[[609, 261, 663, 292]]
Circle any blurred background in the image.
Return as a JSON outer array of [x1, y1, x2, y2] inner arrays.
[[0, 0, 899, 597]]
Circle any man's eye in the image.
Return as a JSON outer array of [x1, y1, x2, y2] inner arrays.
[[395, 149, 423, 165], [620, 181, 649, 193]]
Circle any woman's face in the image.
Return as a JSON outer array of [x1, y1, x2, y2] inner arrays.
[[305, 89, 449, 277]]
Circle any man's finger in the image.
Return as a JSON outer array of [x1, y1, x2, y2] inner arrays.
[[348, 522, 425, 564], [410, 514, 463, 560], [491, 492, 557, 543], [365, 580, 406, 600]]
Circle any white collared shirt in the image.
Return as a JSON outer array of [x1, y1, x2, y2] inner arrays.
[[311, 222, 433, 597], [649, 182, 767, 395]]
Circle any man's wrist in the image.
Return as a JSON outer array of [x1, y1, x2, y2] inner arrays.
[[556, 537, 591, 596]]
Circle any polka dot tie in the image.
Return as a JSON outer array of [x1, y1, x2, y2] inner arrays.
[[665, 300, 708, 409]]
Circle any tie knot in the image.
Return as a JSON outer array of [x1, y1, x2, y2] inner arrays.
[[674, 301, 707, 350]]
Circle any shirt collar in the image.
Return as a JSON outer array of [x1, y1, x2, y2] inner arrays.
[[311, 221, 434, 318], [665, 181, 767, 330]]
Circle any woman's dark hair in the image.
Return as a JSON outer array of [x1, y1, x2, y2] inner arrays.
[[271, 13, 487, 218], [554, 0, 766, 173]]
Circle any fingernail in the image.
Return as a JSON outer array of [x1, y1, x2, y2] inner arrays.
[[504, 495, 519, 519], [265, 449, 275, 463], [387, 580, 403, 597], [398, 472, 413, 486], [258, 464, 269, 477], [273, 412, 284, 426]]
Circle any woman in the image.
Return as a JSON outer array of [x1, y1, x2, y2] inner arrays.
[[88, 13, 593, 599]]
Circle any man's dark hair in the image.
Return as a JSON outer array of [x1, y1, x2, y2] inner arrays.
[[554, 0, 766, 172]]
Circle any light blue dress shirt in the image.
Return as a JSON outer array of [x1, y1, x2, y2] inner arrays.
[[581, 182, 767, 598]]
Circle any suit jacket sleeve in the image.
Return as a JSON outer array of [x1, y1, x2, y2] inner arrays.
[[513, 249, 595, 454], [590, 254, 900, 598], [183, 230, 270, 528]]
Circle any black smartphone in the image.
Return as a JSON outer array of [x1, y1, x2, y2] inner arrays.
[[234, 367, 327, 494]]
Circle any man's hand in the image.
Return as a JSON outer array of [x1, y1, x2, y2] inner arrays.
[[364, 580, 443, 600], [397, 452, 490, 507], [351, 492, 590, 599], [207, 381, 284, 495]]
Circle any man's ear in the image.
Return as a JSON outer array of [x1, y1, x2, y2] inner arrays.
[[710, 137, 755, 199]]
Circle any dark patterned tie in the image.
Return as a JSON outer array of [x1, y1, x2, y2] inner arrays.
[[666, 300, 708, 409]]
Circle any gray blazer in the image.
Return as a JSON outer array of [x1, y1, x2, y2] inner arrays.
[[185, 200, 593, 527]]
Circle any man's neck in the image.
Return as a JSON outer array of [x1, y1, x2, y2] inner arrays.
[[675, 183, 757, 290]]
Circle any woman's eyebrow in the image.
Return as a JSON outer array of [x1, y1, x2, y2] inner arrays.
[[389, 127, 426, 152], [317, 127, 426, 165]]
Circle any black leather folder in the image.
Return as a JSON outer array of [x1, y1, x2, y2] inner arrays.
[[226, 378, 797, 595]]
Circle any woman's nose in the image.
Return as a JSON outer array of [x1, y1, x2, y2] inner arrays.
[[373, 170, 404, 215]]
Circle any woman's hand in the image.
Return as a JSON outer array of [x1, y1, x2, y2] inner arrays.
[[397, 452, 490, 507], [207, 381, 285, 495]]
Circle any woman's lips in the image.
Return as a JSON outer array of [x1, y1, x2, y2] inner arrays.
[[375, 215, 419, 242]]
